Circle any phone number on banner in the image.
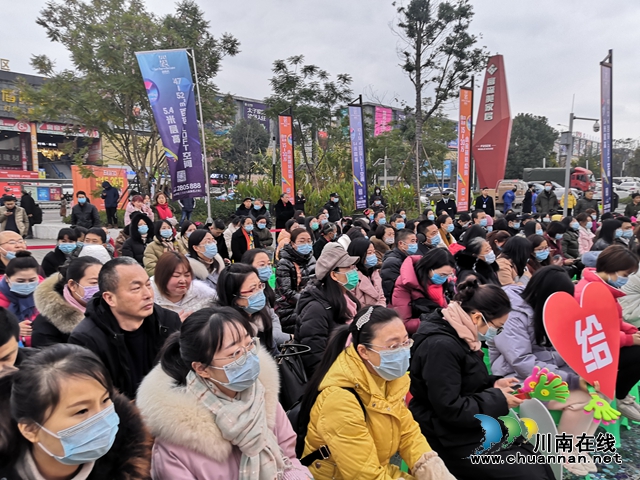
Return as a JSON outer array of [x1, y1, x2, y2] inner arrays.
[[175, 183, 202, 192]]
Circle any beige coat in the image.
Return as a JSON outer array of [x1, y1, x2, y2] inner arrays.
[[0, 205, 28, 236]]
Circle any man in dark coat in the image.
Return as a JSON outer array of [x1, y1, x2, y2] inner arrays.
[[324, 192, 343, 222], [522, 184, 534, 214], [19, 188, 36, 239], [68, 257, 180, 398], [101, 181, 120, 227], [71, 191, 101, 228], [380, 229, 418, 303], [275, 193, 295, 229], [435, 192, 457, 217], [235, 197, 253, 217], [535, 181, 559, 215], [178, 196, 195, 223], [473, 187, 495, 217], [574, 190, 600, 219]]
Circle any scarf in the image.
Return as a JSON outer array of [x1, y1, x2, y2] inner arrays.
[[63, 285, 87, 313], [441, 301, 480, 351], [186, 371, 291, 480], [242, 229, 255, 250], [155, 203, 172, 220], [0, 277, 36, 321]]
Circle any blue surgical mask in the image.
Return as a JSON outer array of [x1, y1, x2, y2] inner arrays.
[[591, 214, 597, 220], [244, 224, 254, 233], [37, 403, 120, 466], [608, 275, 629, 289], [427, 214, 435, 221], [623, 230, 634, 238], [513, 222, 521, 229], [378, 218, 387, 225], [446, 224, 455, 233], [321, 219, 328, 225], [202, 243, 218, 259], [332, 198, 339, 203], [486, 226, 493, 233], [59, 243, 77, 254], [615, 229, 623, 238], [483, 251, 496, 264], [430, 234, 441, 246], [571, 222, 580, 230], [479, 218, 488, 227], [210, 349, 261, 392], [430, 271, 450, 285], [535, 249, 550, 261], [296, 243, 313, 256], [406, 243, 418, 255], [257, 223, 266, 230], [78, 197, 87, 204], [477, 314, 499, 342], [543, 218, 551, 223], [395, 222, 405, 230], [257, 266, 273, 283], [586, 221, 593, 230], [368, 347, 411, 381], [253, 205, 261, 210], [241, 290, 266, 314], [10, 280, 38, 296], [544, 186, 552, 192], [555, 233, 563, 240], [4, 250, 16, 260], [365, 254, 378, 268], [160, 229, 173, 239], [536, 229, 544, 236], [369, 214, 374, 221], [138, 225, 149, 235], [401, 214, 406, 220]]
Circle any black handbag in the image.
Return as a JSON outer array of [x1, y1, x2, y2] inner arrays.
[[275, 343, 311, 411]]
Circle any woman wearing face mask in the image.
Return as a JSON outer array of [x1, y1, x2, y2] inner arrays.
[[253, 215, 274, 255], [495, 236, 532, 286], [454, 237, 500, 286], [176, 220, 197, 253], [0, 251, 43, 347], [371, 225, 396, 264], [122, 213, 154, 266], [42, 228, 79, 277], [312, 222, 337, 260], [0, 344, 151, 480], [186, 229, 224, 291], [136, 307, 310, 479], [422, 208, 435, 222], [142, 220, 182, 277], [436, 214, 457, 248], [295, 243, 361, 378], [298, 306, 454, 480], [526, 234, 551, 275], [576, 212, 595, 254], [31, 257, 101, 347], [592, 218, 622, 252], [391, 248, 456, 335], [543, 221, 575, 268], [151, 251, 216, 318], [275, 229, 317, 334], [409, 278, 554, 480], [304, 215, 321, 241], [231, 216, 263, 262], [560, 216, 581, 260], [522, 219, 544, 237], [489, 267, 598, 476], [486, 230, 510, 256], [347, 238, 386, 308]]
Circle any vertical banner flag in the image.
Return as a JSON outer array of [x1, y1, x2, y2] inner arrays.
[[348, 106, 368, 209], [374, 107, 393, 136], [279, 115, 295, 196], [601, 52, 613, 213], [135, 49, 206, 200], [457, 87, 473, 211]]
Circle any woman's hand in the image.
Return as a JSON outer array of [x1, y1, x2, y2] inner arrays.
[[19, 320, 32, 338], [579, 378, 600, 393], [494, 377, 519, 390], [632, 332, 640, 346]]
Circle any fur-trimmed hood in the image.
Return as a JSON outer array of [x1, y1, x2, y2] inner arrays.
[[136, 347, 280, 462], [187, 254, 224, 280], [33, 274, 84, 334]]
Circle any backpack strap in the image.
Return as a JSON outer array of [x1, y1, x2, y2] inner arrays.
[[299, 387, 366, 467]]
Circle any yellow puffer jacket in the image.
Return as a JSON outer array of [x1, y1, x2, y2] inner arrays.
[[560, 192, 577, 209], [304, 345, 430, 480]]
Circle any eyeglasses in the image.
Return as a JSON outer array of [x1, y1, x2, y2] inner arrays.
[[365, 338, 414, 351], [211, 337, 259, 366], [239, 282, 265, 297], [0, 239, 26, 247]]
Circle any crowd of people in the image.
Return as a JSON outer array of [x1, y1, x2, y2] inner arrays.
[[1, 183, 640, 479]]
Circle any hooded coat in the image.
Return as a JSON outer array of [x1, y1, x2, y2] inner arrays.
[[136, 348, 309, 480], [121, 212, 154, 266], [101, 182, 120, 208], [275, 243, 316, 333], [31, 274, 85, 347]]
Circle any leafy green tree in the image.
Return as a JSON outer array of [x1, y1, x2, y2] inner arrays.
[[394, 0, 488, 206], [23, 0, 238, 195], [225, 119, 271, 180], [505, 113, 558, 178]]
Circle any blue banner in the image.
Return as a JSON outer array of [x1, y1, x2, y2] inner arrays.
[[601, 62, 613, 213], [348, 106, 368, 210], [135, 49, 206, 200]]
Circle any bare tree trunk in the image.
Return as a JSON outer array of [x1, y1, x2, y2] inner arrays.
[[414, 32, 423, 212]]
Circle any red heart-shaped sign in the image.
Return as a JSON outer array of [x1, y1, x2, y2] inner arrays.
[[543, 282, 620, 399]]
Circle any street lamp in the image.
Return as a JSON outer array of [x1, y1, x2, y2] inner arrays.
[[373, 147, 389, 188], [562, 113, 600, 216]]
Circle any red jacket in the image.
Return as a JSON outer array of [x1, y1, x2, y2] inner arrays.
[[390, 255, 447, 335], [575, 268, 638, 348], [0, 275, 44, 347]]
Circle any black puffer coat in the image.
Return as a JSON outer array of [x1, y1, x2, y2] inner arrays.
[[121, 212, 154, 266], [275, 243, 316, 333], [454, 249, 500, 286]]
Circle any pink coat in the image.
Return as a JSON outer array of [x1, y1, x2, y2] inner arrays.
[[578, 226, 595, 255], [575, 268, 638, 348], [136, 348, 310, 480], [353, 270, 386, 308]]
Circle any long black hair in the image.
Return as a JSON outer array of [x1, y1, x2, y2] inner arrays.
[[153, 219, 174, 242], [311, 270, 361, 326], [240, 248, 276, 307], [217, 263, 273, 349], [55, 256, 102, 295], [499, 236, 532, 276], [160, 307, 254, 385], [187, 229, 220, 273], [597, 219, 623, 245], [521, 265, 574, 346], [415, 248, 456, 288], [347, 237, 374, 276]]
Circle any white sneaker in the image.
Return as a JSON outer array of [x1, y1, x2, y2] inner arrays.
[[617, 395, 640, 422]]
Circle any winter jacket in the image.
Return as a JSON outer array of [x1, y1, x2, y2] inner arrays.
[[304, 345, 432, 480], [178, 196, 195, 213], [575, 268, 638, 348], [561, 229, 580, 259], [574, 197, 600, 218], [295, 194, 306, 211], [71, 202, 100, 229], [391, 255, 450, 335], [254, 224, 274, 247], [248, 205, 272, 228], [224, 225, 238, 255], [624, 201, 640, 219], [0, 390, 152, 480], [115, 228, 129, 256], [0, 205, 28, 236], [31, 274, 85, 347], [371, 236, 391, 264], [495, 255, 523, 286], [122, 212, 154, 266], [380, 248, 409, 303], [454, 249, 500, 286], [435, 198, 457, 217], [275, 243, 316, 333], [502, 190, 515, 211], [143, 237, 182, 277], [136, 348, 309, 480], [68, 296, 181, 398], [544, 233, 564, 258], [535, 190, 559, 214], [353, 269, 386, 308], [231, 227, 262, 261], [312, 235, 330, 260], [275, 199, 295, 229], [522, 190, 533, 213], [151, 278, 216, 315], [489, 285, 581, 390], [187, 255, 224, 292], [41, 246, 70, 277], [578, 226, 595, 255], [591, 237, 612, 252], [473, 194, 495, 217], [101, 183, 120, 208], [621, 272, 640, 328], [409, 311, 507, 457], [324, 200, 343, 223], [19, 192, 36, 216], [559, 192, 577, 210], [124, 203, 154, 226]]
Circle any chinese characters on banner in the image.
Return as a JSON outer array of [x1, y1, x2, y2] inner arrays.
[[601, 57, 613, 213], [456, 87, 473, 211], [279, 115, 295, 196], [71, 165, 129, 210], [135, 49, 206, 200], [244, 101, 269, 131], [374, 107, 393, 136], [348, 106, 368, 210]]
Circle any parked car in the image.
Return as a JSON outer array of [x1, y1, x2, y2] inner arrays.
[[618, 181, 640, 193]]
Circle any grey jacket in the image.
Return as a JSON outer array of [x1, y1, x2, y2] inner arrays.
[[574, 197, 600, 218], [489, 284, 580, 390], [534, 191, 559, 214]]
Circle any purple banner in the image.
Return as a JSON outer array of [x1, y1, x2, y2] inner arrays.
[[601, 61, 613, 213], [348, 106, 368, 210], [135, 49, 206, 200], [243, 101, 269, 131]]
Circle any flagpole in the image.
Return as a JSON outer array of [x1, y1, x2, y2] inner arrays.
[[188, 48, 212, 223]]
